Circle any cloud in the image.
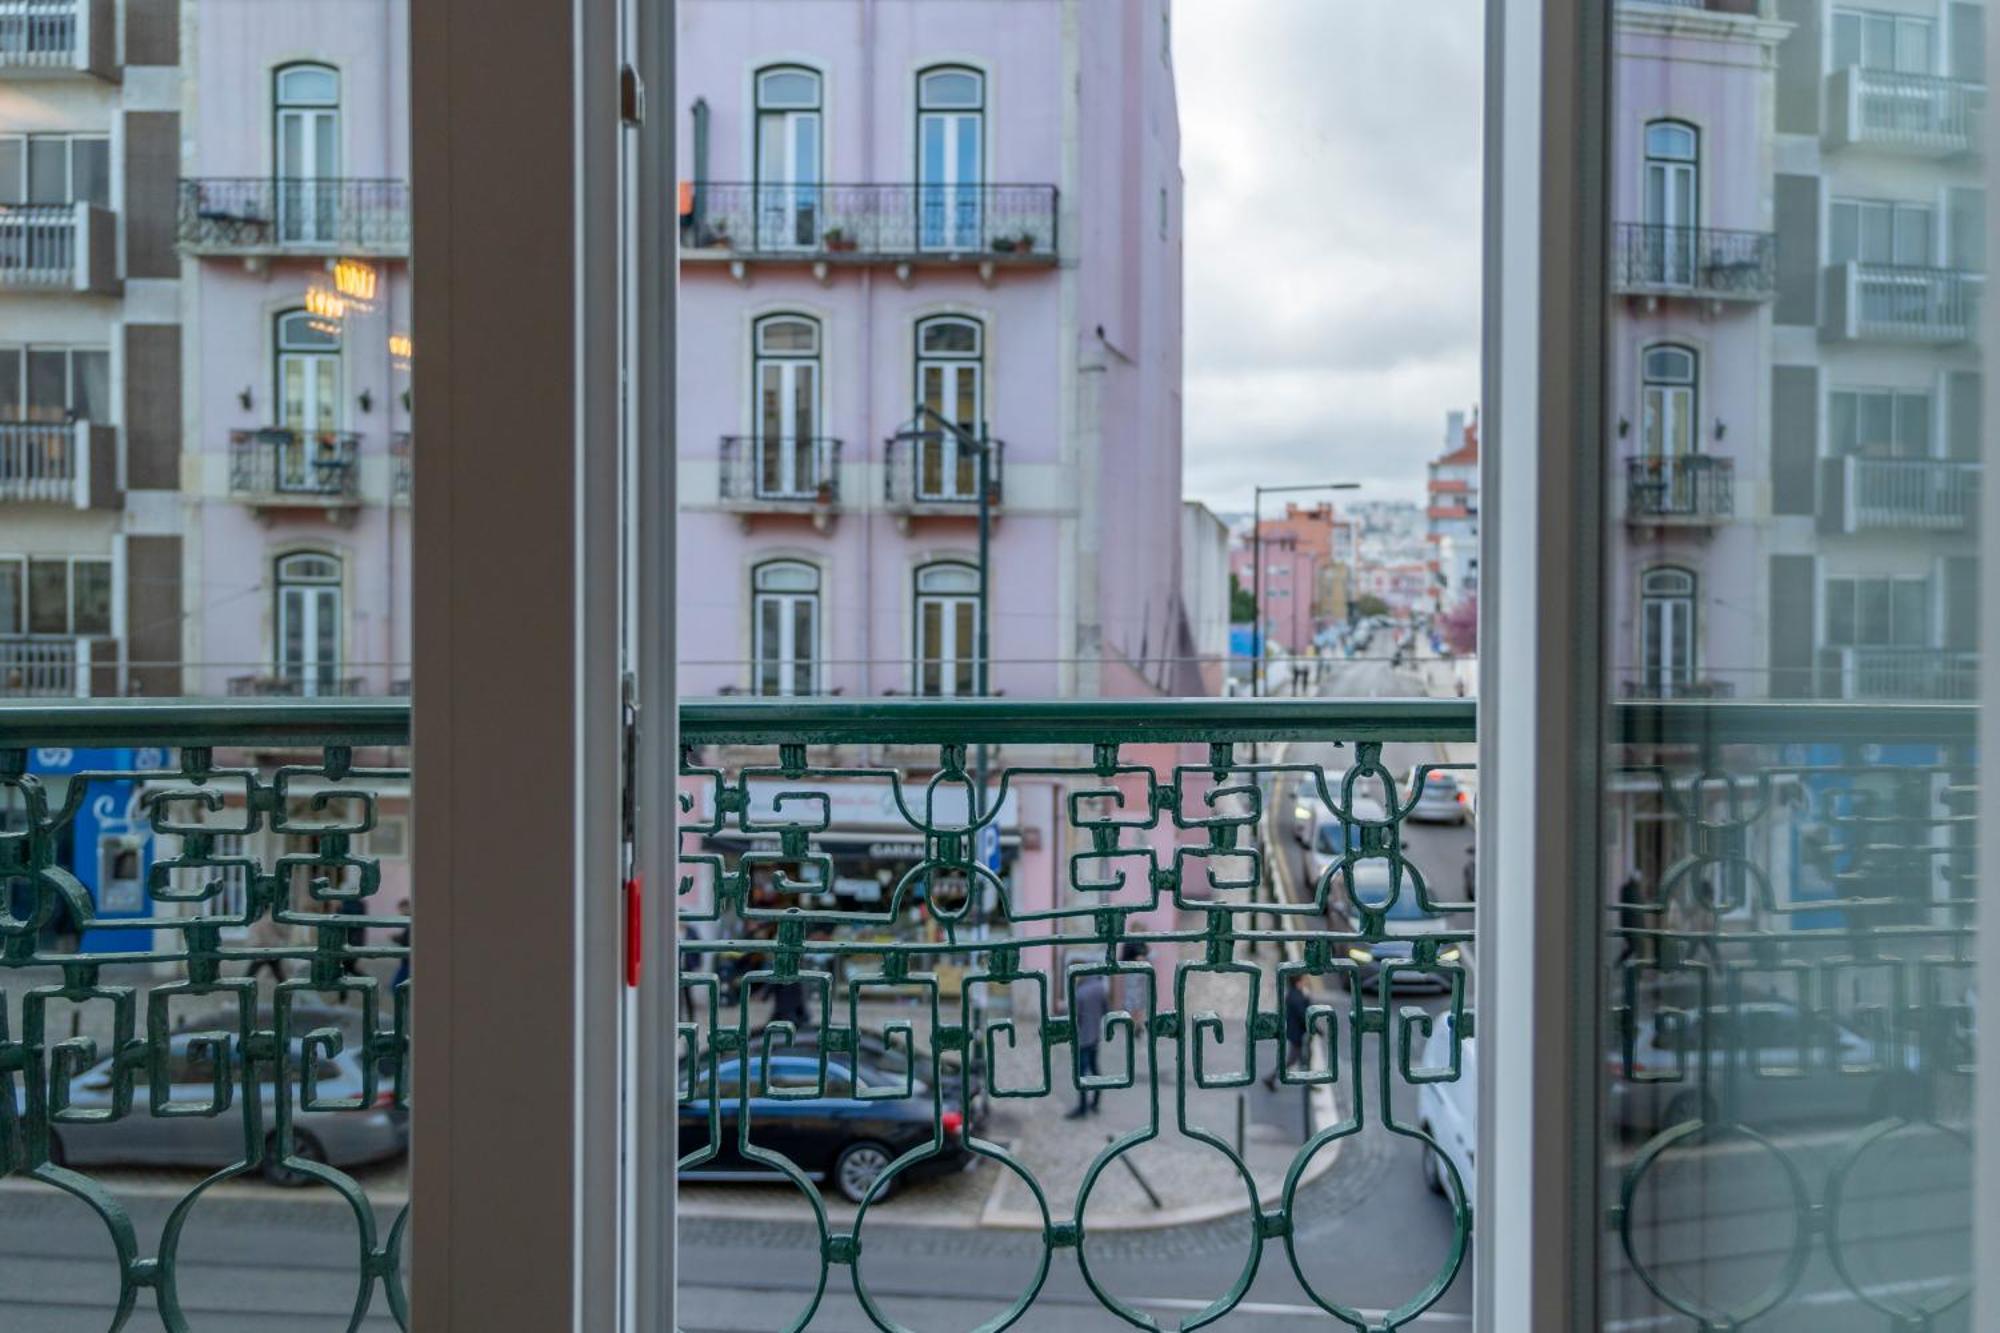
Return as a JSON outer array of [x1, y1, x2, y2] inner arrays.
[[1174, 0, 1485, 509]]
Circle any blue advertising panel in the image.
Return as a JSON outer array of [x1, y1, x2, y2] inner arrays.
[[26, 747, 165, 953]]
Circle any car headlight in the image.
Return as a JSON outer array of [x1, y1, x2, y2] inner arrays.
[[1440, 947, 1461, 963], [1346, 947, 1374, 964]]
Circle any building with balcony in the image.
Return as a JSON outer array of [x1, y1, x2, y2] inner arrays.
[[1766, 0, 1985, 701], [675, 0, 1189, 706], [177, 0, 413, 698], [1609, 0, 1786, 703], [0, 0, 185, 697], [1230, 502, 1342, 660]]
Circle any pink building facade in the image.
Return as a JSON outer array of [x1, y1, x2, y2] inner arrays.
[[1608, 2, 1785, 698], [675, 0, 1192, 941], [675, 0, 1188, 704], [180, 0, 414, 698]]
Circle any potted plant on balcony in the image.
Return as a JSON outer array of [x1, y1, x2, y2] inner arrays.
[[814, 477, 836, 505], [822, 226, 857, 253], [991, 235, 1018, 254]]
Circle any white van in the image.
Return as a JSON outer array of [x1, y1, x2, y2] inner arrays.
[[1415, 1010, 1476, 1209]]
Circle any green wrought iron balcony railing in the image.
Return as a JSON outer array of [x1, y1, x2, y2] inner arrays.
[[0, 695, 1980, 1330]]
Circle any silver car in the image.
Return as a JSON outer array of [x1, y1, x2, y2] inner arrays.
[[1403, 768, 1468, 824], [20, 1033, 407, 1185], [1607, 997, 1924, 1135]]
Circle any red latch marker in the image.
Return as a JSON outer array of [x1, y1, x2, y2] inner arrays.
[[624, 875, 643, 988]]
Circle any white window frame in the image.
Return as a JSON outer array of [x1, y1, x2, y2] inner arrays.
[[0, 344, 112, 423], [273, 551, 343, 695], [0, 133, 111, 207], [750, 314, 822, 498], [753, 65, 823, 251], [1828, 386, 1934, 457], [1638, 566, 1696, 695], [916, 66, 985, 252], [2, 553, 113, 638], [913, 560, 980, 697], [914, 315, 983, 499], [750, 559, 820, 696]]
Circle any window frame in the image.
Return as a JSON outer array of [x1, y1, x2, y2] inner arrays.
[[274, 308, 344, 437], [272, 550, 345, 695], [913, 315, 985, 499], [915, 65, 986, 252], [0, 133, 111, 208], [753, 64, 824, 251], [0, 553, 113, 638], [911, 560, 982, 698], [0, 344, 112, 423], [750, 559, 822, 697], [1828, 386, 1934, 458]]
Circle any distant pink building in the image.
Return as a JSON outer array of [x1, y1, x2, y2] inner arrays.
[[179, 0, 413, 698], [674, 0, 1193, 937], [676, 0, 1189, 705], [1230, 502, 1340, 655]]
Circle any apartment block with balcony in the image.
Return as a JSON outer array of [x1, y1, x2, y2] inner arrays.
[[675, 0, 1189, 706], [179, 0, 413, 698], [1768, 0, 1985, 700], [0, 0, 185, 698], [1610, 0, 1787, 701]]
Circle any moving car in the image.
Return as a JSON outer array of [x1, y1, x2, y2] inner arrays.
[[1303, 796, 1389, 885], [678, 1028, 985, 1203], [26, 1034, 407, 1185], [1403, 767, 1470, 825], [1334, 860, 1462, 992], [1416, 1010, 1476, 1207], [1607, 994, 1925, 1135]]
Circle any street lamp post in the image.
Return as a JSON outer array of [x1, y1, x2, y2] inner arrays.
[[894, 404, 999, 925], [1250, 482, 1360, 698]]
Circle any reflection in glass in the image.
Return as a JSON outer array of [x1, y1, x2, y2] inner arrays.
[[1604, 0, 1981, 1326]]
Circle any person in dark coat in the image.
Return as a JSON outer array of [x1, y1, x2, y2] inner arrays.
[[1266, 973, 1313, 1089], [1065, 971, 1110, 1118]]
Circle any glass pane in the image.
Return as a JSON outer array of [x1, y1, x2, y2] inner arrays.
[[0, 561, 20, 635], [71, 139, 109, 208], [70, 561, 111, 636], [25, 350, 65, 420], [790, 597, 814, 694], [72, 350, 109, 423], [919, 601, 941, 696], [0, 138, 20, 205], [1606, 7, 1984, 1322], [756, 597, 781, 694], [26, 560, 66, 634], [952, 601, 975, 695], [25, 138, 66, 205]]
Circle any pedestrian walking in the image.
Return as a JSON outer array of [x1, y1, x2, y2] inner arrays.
[[1066, 970, 1110, 1118], [1266, 973, 1312, 1088], [769, 975, 813, 1030]]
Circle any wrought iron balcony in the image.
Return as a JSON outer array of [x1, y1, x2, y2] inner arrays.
[[1826, 67, 1985, 157], [1624, 454, 1734, 524], [682, 182, 1059, 267], [0, 0, 113, 77], [0, 202, 117, 292], [0, 695, 1983, 1328], [1822, 263, 1982, 344], [226, 672, 372, 698], [716, 435, 842, 512], [0, 420, 117, 507], [1819, 455, 1980, 534], [228, 429, 362, 510], [883, 433, 1004, 513], [1611, 223, 1775, 302], [177, 178, 411, 256], [1816, 646, 1979, 701]]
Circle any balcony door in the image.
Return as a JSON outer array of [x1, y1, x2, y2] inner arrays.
[[918, 67, 984, 251], [274, 551, 342, 696], [916, 316, 982, 499], [276, 310, 341, 489], [752, 314, 820, 498], [914, 561, 979, 697], [751, 560, 819, 696], [754, 66, 821, 251], [1638, 567, 1696, 698], [275, 64, 340, 244], [1641, 121, 1697, 286]]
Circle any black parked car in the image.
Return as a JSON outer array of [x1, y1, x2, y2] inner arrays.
[[678, 1029, 985, 1203]]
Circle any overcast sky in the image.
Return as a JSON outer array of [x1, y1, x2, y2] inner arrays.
[[1173, 1, 1485, 511]]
